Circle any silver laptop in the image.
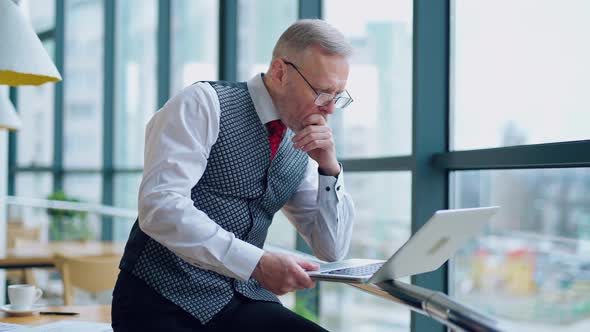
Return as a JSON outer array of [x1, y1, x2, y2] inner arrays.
[[307, 207, 499, 284]]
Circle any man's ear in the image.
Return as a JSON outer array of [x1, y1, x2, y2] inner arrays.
[[269, 58, 287, 86]]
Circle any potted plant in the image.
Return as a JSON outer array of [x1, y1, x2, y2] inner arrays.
[[46, 191, 93, 241]]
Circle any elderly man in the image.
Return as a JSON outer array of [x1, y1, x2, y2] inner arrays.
[[112, 19, 355, 332]]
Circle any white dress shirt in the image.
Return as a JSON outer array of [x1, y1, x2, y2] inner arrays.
[[137, 74, 355, 282]]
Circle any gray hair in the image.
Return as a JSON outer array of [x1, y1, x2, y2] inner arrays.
[[272, 19, 353, 60]]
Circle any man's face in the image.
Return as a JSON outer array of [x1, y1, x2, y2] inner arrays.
[[278, 48, 349, 132]]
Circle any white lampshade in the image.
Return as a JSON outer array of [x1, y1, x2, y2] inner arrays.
[[0, 0, 62, 86], [0, 94, 22, 131]]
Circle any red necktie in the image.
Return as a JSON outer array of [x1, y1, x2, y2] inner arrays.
[[265, 120, 286, 160]]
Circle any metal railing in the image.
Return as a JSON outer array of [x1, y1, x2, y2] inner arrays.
[[3, 195, 136, 219]]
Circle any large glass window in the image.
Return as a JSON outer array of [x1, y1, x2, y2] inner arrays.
[[63, 0, 104, 168], [452, 0, 590, 150], [113, 173, 142, 242], [266, 211, 297, 310], [320, 172, 411, 332], [63, 174, 103, 240], [15, 173, 53, 200], [17, 41, 55, 167], [451, 168, 590, 331], [170, 0, 219, 94], [13, 173, 54, 242], [237, 0, 297, 80], [267, 212, 296, 250], [24, 0, 56, 33], [114, 0, 157, 168], [63, 174, 102, 204], [325, 0, 413, 158]]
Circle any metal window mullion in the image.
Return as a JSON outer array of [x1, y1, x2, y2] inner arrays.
[[341, 156, 414, 172], [15, 167, 105, 174], [293, 0, 323, 323], [411, 1, 450, 332], [107, 168, 143, 174], [219, 0, 238, 81], [12, 167, 54, 173], [8, 88, 18, 195], [53, 0, 65, 192], [434, 140, 590, 170], [295, 0, 322, 251], [299, 0, 321, 19], [158, 0, 171, 108], [101, 0, 116, 241]]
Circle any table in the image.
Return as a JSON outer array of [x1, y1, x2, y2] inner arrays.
[[0, 305, 111, 325], [0, 241, 125, 269]]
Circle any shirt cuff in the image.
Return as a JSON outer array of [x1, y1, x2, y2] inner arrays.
[[318, 163, 345, 202], [223, 238, 265, 281]]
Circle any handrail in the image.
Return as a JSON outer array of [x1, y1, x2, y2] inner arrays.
[[264, 244, 503, 332], [1, 195, 137, 219]]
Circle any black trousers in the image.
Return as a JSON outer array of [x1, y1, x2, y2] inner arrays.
[[112, 270, 328, 332]]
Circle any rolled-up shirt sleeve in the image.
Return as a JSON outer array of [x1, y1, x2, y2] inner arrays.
[[281, 160, 355, 262], [138, 83, 264, 282]]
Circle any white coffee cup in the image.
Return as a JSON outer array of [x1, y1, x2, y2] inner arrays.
[[7, 284, 43, 310]]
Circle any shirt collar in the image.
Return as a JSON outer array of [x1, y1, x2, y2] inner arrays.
[[247, 73, 280, 125]]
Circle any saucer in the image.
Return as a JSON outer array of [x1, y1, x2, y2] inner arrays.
[[0, 304, 45, 316]]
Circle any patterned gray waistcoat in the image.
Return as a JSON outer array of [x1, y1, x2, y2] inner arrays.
[[119, 81, 309, 324]]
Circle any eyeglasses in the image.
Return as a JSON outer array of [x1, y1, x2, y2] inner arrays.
[[282, 59, 353, 109]]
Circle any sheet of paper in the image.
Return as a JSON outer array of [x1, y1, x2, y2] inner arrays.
[[10, 320, 112, 332], [0, 322, 23, 332]]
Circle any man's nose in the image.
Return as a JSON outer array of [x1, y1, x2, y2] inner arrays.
[[319, 100, 336, 115]]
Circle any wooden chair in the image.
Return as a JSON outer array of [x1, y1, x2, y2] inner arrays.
[[7, 222, 41, 249], [53, 254, 121, 305], [6, 223, 42, 285]]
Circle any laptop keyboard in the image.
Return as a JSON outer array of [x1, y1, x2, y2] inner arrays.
[[324, 263, 384, 276]]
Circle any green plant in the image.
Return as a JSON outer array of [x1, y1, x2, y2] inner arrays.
[[46, 191, 93, 241], [293, 289, 320, 323], [294, 300, 320, 323]]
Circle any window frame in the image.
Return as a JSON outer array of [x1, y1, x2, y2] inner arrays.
[[7, 1, 590, 331]]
